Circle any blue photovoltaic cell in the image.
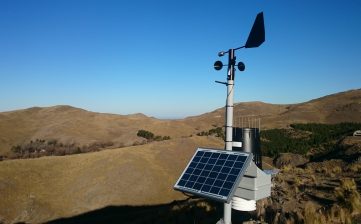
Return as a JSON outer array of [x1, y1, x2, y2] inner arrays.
[[174, 148, 252, 203]]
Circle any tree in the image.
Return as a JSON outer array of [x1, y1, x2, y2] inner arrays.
[[137, 130, 155, 140]]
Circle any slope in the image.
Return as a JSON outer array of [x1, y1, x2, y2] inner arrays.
[[0, 136, 223, 224], [184, 88, 361, 129], [0, 106, 196, 155], [0, 89, 360, 156]]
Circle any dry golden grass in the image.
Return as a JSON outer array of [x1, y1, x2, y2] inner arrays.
[[281, 165, 293, 172], [304, 202, 353, 224], [0, 106, 197, 155], [347, 162, 361, 172], [186, 89, 361, 129], [1, 89, 361, 156], [331, 165, 343, 174], [302, 178, 361, 224], [0, 89, 361, 223], [0, 136, 223, 224], [335, 178, 361, 215], [304, 202, 351, 224], [271, 159, 361, 224]]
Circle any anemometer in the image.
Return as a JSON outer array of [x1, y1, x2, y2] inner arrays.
[[175, 12, 270, 224]]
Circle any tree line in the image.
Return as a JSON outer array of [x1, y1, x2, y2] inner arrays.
[[260, 122, 361, 158], [137, 130, 171, 142], [9, 139, 114, 159]]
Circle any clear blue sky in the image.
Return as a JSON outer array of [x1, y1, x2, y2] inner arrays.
[[1, 0, 360, 118]]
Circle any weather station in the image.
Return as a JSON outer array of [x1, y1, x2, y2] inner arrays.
[[174, 12, 272, 224]]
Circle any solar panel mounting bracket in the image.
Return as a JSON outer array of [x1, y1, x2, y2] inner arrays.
[[174, 148, 254, 203], [233, 161, 272, 201], [174, 148, 272, 203]]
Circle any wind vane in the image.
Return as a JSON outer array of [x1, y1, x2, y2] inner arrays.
[[213, 12, 266, 224], [174, 12, 269, 224]]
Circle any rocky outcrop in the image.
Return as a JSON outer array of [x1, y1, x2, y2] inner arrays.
[[273, 153, 308, 168]]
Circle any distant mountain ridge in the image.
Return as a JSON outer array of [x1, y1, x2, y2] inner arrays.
[[184, 88, 361, 129], [0, 89, 361, 224], [0, 89, 360, 156], [0, 105, 194, 155]]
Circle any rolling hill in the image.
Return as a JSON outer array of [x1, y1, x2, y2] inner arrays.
[[0, 136, 224, 223], [0, 89, 361, 223], [184, 88, 361, 129], [0, 106, 195, 156], [0, 89, 360, 156]]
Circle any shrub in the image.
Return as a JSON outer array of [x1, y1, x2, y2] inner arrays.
[[137, 130, 170, 142], [196, 127, 225, 140], [347, 162, 361, 172], [137, 130, 154, 140], [335, 178, 361, 214], [154, 135, 163, 141]]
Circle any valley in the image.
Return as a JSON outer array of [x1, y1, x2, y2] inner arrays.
[[0, 89, 360, 223]]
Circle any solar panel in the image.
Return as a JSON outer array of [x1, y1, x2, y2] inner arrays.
[[174, 148, 253, 203]]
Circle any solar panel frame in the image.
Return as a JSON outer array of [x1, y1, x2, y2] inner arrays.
[[174, 148, 253, 203]]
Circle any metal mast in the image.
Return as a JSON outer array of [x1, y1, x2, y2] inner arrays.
[[213, 12, 265, 224], [223, 48, 235, 224]]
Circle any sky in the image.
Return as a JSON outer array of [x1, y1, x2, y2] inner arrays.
[[1, 0, 360, 118]]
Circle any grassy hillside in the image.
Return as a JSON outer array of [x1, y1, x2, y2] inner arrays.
[[185, 88, 361, 129], [2, 133, 360, 224], [0, 136, 223, 224], [0, 89, 360, 223], [0, 89, 360, 157], [0, 106, 196, 156]]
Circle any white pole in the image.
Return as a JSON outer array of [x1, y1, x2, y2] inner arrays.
[[224, 48, 235, 224]]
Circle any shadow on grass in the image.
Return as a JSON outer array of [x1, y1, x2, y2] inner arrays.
[[45, 198, 255, 224], [46, 199, 219, 224]]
